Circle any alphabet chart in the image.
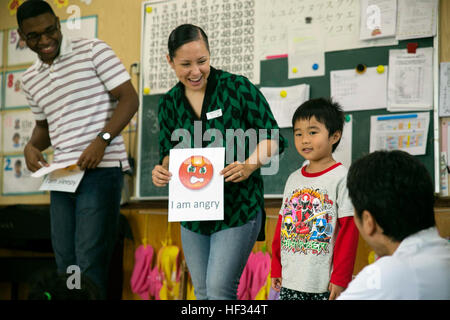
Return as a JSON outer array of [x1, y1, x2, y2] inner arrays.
[[142, 0, 259, 95]]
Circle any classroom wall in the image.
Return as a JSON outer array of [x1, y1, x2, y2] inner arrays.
[[0, 0, 449, 300]]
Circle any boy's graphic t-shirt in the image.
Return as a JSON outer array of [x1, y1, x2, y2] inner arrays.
[[280, 163, 354, 293]]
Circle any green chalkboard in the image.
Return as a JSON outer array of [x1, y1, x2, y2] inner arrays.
[[137, 37, 435, 198]]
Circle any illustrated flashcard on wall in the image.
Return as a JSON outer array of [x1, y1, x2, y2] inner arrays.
[[4, 70, 29, 109], [2, 110, 34, 153], [60, 15, 98, 39], [0, 31, 3, 67], [168, 147, 225, 222], [7, 28, 37, 66], [0, 73, 3, 108], [2, 154, 44, 195]]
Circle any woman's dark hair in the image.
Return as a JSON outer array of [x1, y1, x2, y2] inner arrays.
[[347, 150, 435, 242], [168, 24, 209, 60], [291, 98, 345, 152], [17, 0, 56, 29]]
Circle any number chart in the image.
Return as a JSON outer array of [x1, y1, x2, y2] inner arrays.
[[142, 0, 259, 95]]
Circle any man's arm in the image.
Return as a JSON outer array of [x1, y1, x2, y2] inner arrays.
[[24, 120, 51, 172], [77, 80, 139, 170]]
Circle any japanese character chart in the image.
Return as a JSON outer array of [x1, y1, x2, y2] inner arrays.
[[2, 154, 44, 195], [142, 0, 259, 95], [4, 70, 29, 109], [2, 110, 34, 154]]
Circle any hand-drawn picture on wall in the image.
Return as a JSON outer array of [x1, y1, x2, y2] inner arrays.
[[0, 31, 4, 67], [7, 28, 37, 66], [4, 70, 29, 109], [2, 110, 34, 153], [2, 154, 44, 195]]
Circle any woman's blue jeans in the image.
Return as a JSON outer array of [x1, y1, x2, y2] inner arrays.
[[181, 209, 262, 300], [49, 167, 123, 299]]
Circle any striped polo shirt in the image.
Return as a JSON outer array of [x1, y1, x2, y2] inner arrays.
[[21, 35, 131, 171]]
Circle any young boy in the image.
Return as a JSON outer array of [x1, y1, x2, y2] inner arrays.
[[271, 98, 359, 300]]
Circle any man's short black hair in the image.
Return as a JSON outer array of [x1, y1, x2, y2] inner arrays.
[[347, 150, 435, 242], [291, 97, 345, 152], [17, 0, 56, 29]]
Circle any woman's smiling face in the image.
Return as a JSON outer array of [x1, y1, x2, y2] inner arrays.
[[167, 38, 211, 93]]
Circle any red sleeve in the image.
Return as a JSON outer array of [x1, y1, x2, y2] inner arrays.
[[271, 215, 282, 278], [330, 216, 359, 288]]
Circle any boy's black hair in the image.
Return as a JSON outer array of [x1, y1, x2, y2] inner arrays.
[[347, 150, 435, 242], [168, 24, 209, 60], [17, 0, 56, 29], [291, 98, 345, 152]]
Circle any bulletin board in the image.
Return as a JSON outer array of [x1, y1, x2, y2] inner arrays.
[[136, 0, 439, 198]]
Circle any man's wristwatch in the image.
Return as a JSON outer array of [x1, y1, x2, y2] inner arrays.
[[97, 132, 112, 145]]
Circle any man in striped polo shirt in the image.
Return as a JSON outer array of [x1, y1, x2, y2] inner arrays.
[[17, 1, 138, 299]]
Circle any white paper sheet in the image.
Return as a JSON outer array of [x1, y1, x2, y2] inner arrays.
[[168, 148, 225, 222], [359, 0, 397, 40], [396, 0, 438, 40], [39, 165, 85, 193], [333, 115, 353, 170], [260, 84, 310, 128], [330, 66, 388, 112], [439, 62, 450, 117], [369, 112, 430, 155], [31, 160, 78, 178], [287, 23, 325, 79], [387, 47, 433, 111]]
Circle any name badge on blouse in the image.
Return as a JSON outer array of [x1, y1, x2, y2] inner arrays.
[[206, 109, 222, 120]]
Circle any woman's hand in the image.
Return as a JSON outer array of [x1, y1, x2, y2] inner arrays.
[[152, 164, 172, 187], [220, 161, 258, 183]]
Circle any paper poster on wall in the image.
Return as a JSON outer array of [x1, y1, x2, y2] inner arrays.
[[387, 47, 433, 111], [4, 70, 29, 109], [369, 112, 430, 155], [60, 15, 98, 39], [330, 66, 388, 112], [359, 0, 397, 40], [168, 147, 225, 222], [333, 115, 353, 170], [260, 84, 310, 128], [7, 28, 37, 66], [396, 0, 438, 40], [255, 0, 398, 60], [2, 110, 34, 153], [2, 154, 44, 195], [439, 62, 450, 117], [0, 31, 3, 67], [0, 73, 3, 108], [142, 0, 259, 95], [287, 22, 325, 79]]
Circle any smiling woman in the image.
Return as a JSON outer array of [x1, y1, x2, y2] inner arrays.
[[151, 24, 286, 300]]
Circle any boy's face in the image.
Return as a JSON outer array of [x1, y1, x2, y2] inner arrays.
[[18, 12, 62, 65], [293, 116, 340, 163]]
